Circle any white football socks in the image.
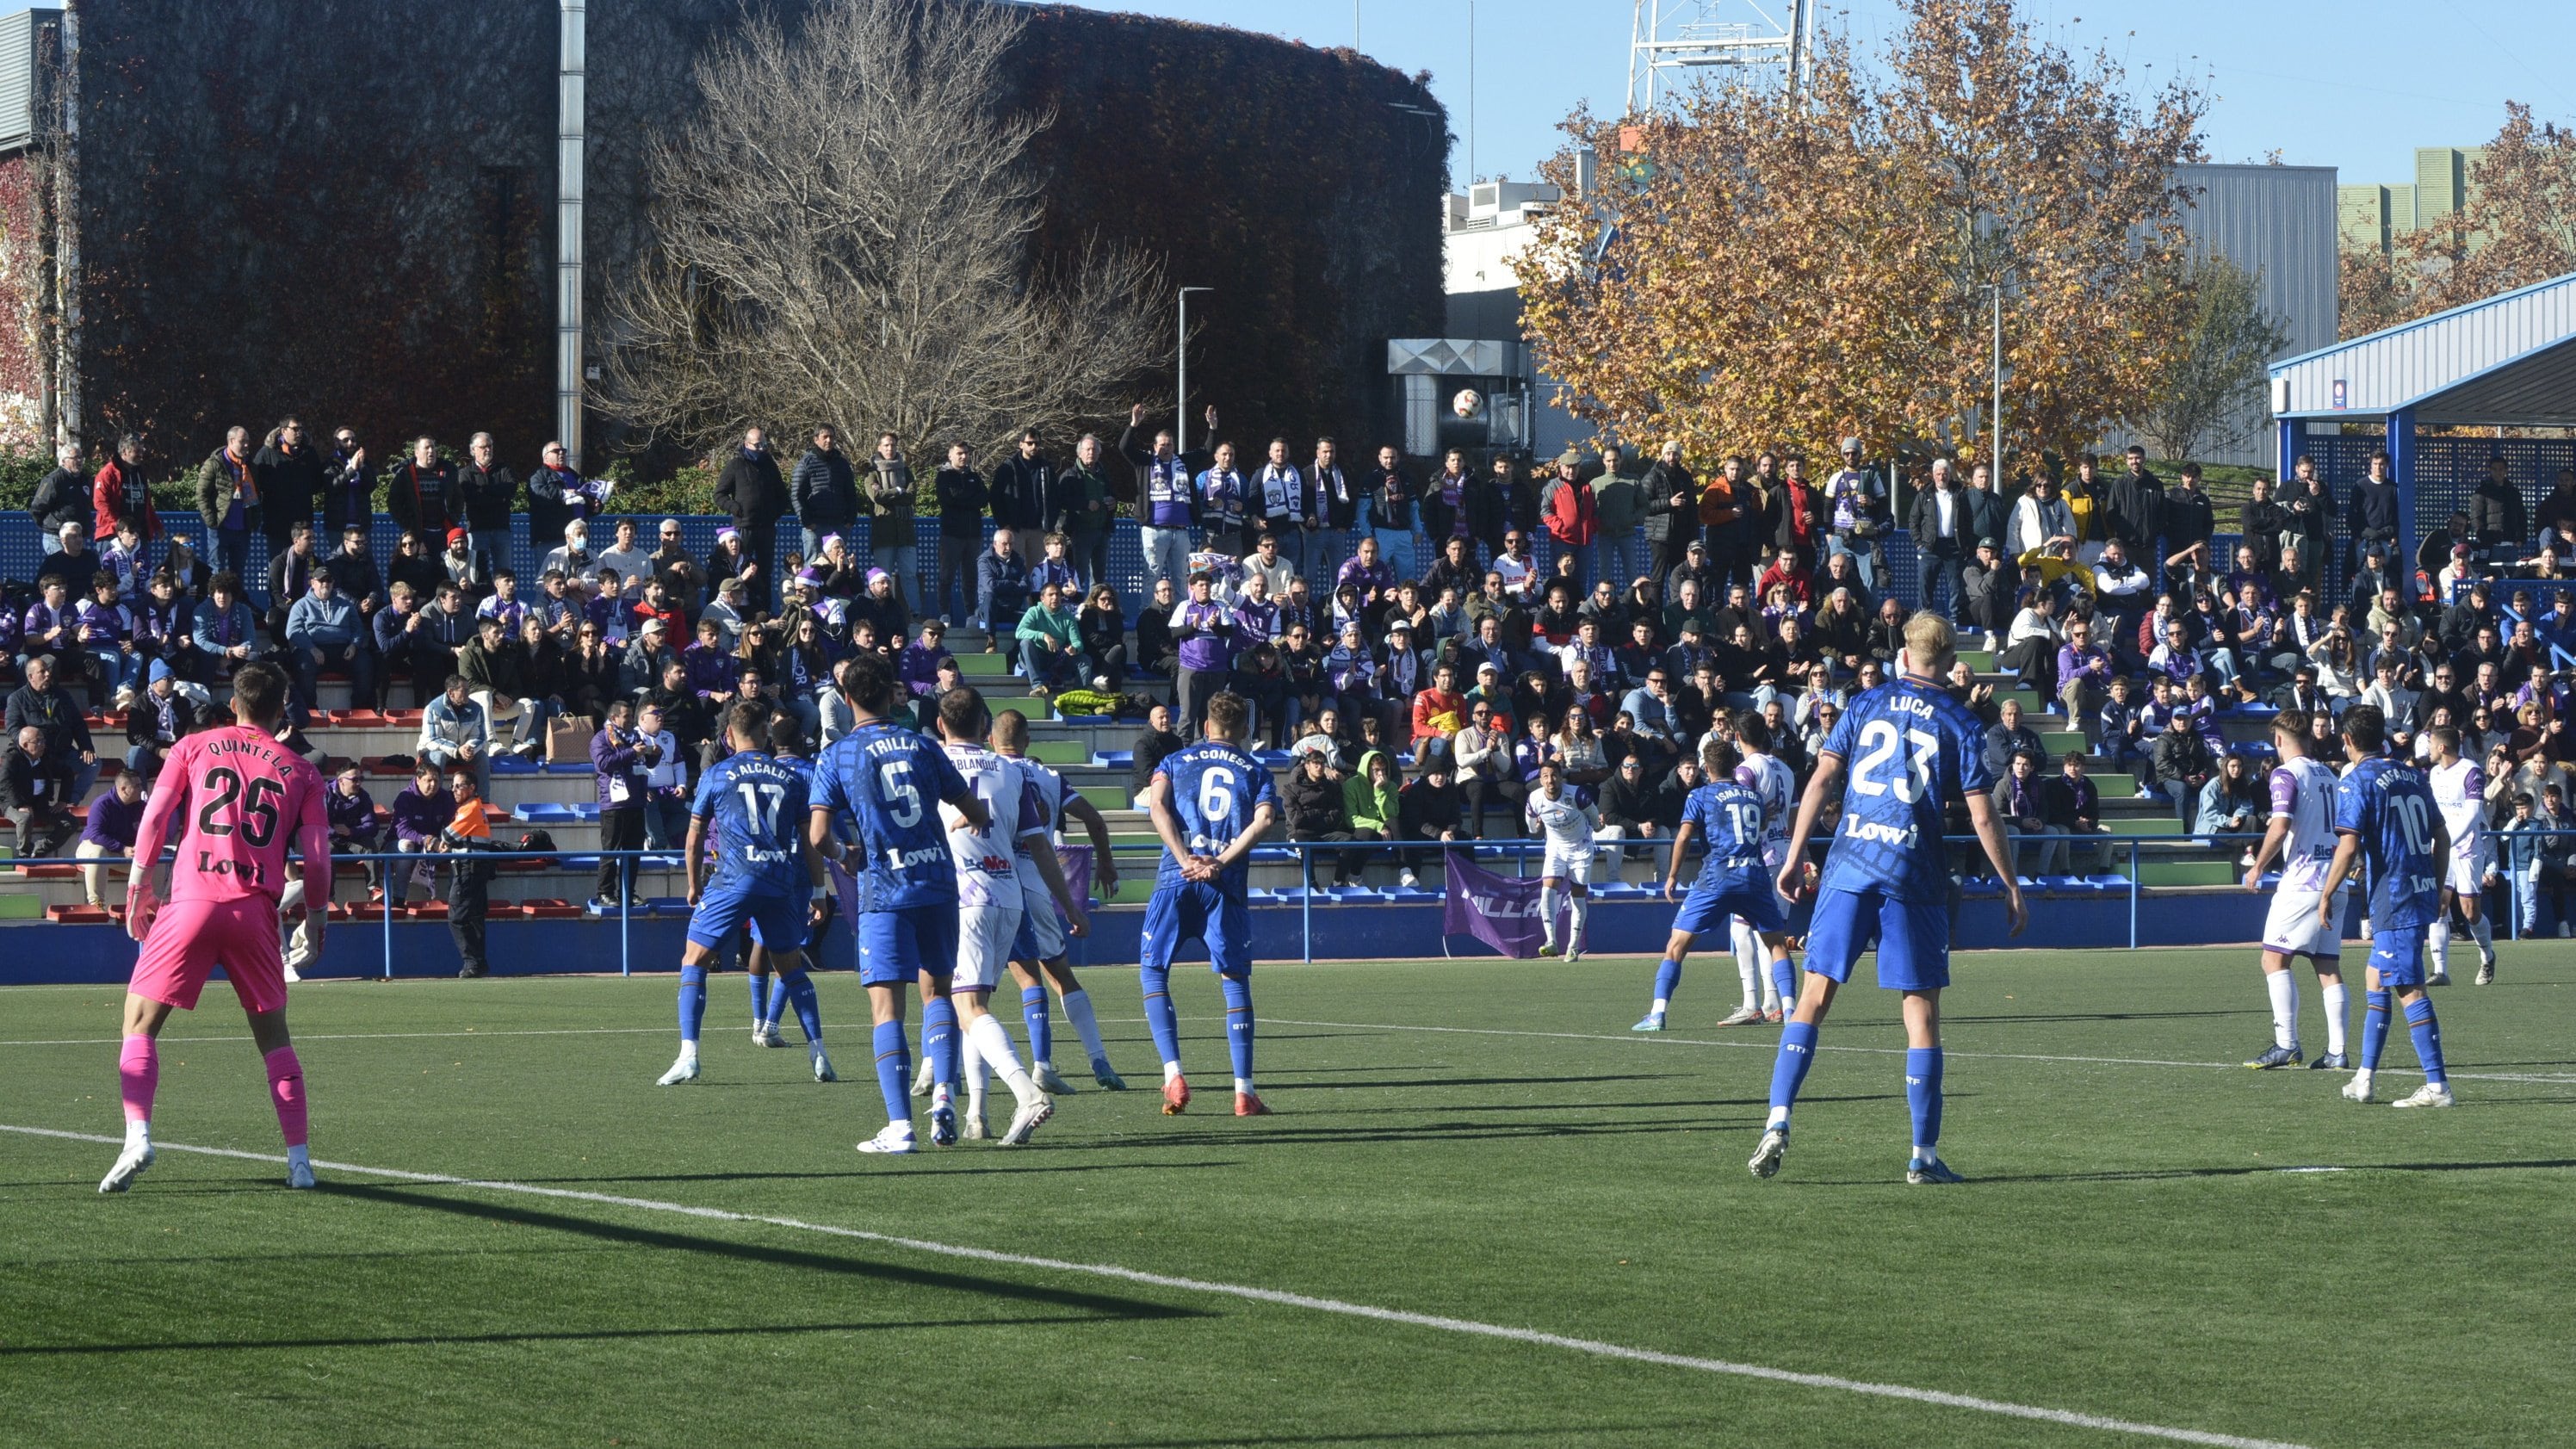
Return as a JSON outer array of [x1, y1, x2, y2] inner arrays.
[[966, 1013, 1039, 1106], [1538, 886, 1564, 950], [1733, 922, 1760, 1009], [2264, 969, 2299, 1051], [2320, 981, 2350, 1055], [1060, 987, 1109, 1063], [1566, 894, 1589, 951], [2430, 920, 2451, 970], [2468, 914, 2493, 958]]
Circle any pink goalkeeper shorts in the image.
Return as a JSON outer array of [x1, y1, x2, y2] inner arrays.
[[128, 897, 288, 1015]]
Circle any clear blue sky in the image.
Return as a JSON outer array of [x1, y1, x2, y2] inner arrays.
[[1086, 1, 2576, 189]]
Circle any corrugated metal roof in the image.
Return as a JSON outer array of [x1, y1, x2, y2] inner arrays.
[[2269, 269, 2576, 424], [0, 8, 59, 156]]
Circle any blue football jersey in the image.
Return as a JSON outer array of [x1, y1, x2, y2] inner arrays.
[[810, 721, 970, 912], [1681, 780, 1771, 897], [1814, 677, 1991, 902], [1152, 740, 1279, 893], [690, 750, 813, 895], [2334, 754, 2442, 931]]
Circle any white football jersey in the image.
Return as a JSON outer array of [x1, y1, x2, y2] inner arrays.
[[1525, 790, 1600, 849], [940, 744, 1027, 907], [2429, 757, 2486, 858], [1735, 751, 1798, 841], [1007, 754, 1072, 893], [2269, 755, 2342, 894]]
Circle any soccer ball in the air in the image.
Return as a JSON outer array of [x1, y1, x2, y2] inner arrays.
[[1452, 388, 1483, 419]]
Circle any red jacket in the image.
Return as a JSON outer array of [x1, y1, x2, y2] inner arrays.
[[1544, 476, 1599, 548], [93, 458, 162, 542]]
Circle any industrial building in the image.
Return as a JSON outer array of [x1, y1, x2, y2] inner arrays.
[[2338, 146, 2486, 257]]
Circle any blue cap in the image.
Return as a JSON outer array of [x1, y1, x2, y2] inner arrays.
[[148, 659, 172, 684]]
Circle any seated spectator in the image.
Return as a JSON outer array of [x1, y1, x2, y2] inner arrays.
[[1279, 749, 1353, 880], [1015, 579, 1087, 692], [1990, 748, 2059, 876], [459, 615, 542, 759], [418, 673, 492, 796], [123, 659, 196, 780], [1129, 703, 1187, 798], [1450, 698, 1519, 838], [324, 765, 386, 895], [976, 532, 1029, 635], [1336, 748, 1398, 886], [6, 653, 99, 802], [1076, 585, 1128, 691], [2146, 708, 2214, 827], [388, 762, 454, 902], [634, 700, 689, 848], [284, 567, 375, 721], [71, 765, 145, 907], [2195, 752, 2264, 842], [2, 723, 71, 859], [1980, 698, 2046, 780], [2043, 752, 2109, 872], [1411, 661, 1465, 752], [1395, 754, 1464, 889]]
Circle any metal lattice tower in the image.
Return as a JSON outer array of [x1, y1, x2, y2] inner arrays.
[[1626, 0, 1813, 113]]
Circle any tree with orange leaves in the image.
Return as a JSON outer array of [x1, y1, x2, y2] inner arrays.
[[2341, 102, 2576, 338], [1519, 0, 2204, 477]]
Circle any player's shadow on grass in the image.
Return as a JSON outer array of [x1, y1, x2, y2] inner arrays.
[[1941, 1008, 2263, 1025], [319, 1182, 1206, 1322], [1978, 1156, 2576, 1185], [1264, 1072, 1681, 1091], [1287, 1092, 1899, 1117], [2, 1313, 1111, 1358]]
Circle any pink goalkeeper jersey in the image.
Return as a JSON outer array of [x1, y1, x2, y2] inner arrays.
[[141, 727, 329, 904]]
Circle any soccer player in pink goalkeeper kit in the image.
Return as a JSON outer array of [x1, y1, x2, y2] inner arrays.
[[102, 661, 332, 1192]]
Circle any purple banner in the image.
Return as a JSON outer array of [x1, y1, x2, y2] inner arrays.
[[1442, 854, 1576, 958]]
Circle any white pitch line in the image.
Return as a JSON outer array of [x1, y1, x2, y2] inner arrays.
[[1257, 1018, 2576, 1086], [1, 1123, 2311, 1449]]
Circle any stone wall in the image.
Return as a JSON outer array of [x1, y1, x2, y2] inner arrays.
[[59, 0, 1447, 468]]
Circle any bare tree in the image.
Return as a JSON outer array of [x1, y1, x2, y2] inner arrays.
[[602, 0, 1167, 463], [2131, 253, 2289, 465]]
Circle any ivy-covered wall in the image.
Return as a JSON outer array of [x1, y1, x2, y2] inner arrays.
[[59, 0, 1447, 471]]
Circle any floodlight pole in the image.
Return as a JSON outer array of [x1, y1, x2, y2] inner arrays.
[[1982, 282, 2003, 472], [1178, 287, 1213, 453]]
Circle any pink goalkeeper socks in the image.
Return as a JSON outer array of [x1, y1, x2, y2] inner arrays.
[[263, 1045, 308, 1149], [119, 1035, 158, 1124]]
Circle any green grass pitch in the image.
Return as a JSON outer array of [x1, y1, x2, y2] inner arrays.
[[3, 945, 2573, 1448]]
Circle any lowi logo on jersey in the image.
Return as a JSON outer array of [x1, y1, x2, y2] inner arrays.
[[1843, 817, 1917, 849]]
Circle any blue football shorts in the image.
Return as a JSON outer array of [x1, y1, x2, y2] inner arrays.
[[857, 902, 961, 988], [1801, 885, 1949, 991], [2367, 924, 2428, 987], [1670, 882, 1788, 938], [1139, 880, 1252, 978], [688, 882, 808, 955]]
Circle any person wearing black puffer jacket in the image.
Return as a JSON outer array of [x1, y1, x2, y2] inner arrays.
[[1395, 754, 1464, 889], [790, 425, 859, 564], [1281, 750, 1353, 888], [714, 426, 790, 605]]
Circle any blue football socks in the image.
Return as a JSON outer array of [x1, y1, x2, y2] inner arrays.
[[781, 969, 823, 1043], [1221, 973, 1255, 1082], [1022, 986, 1053, 1065], [2361, 989, 2393, 1072], [870, 1020, 912, 1125], [921, 998, 960, 1089], [1768, 1021, 1818, 1127], [748, 972, 768, 1023], [764, 975, 790, 1028], [1650, 957, 1682, 1012], [1139, 965, 1182, 1067], [677, 966, 708, 1043], [2404, 997, 2447, 1086], [1768, 955, 1798, 1013], [1905, 1047, 1945, 1155]]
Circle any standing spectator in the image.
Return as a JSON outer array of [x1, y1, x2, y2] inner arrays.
[[591, 699, 650, 911], [323, 428, 376, 540], [2007, 474, 2078, 560], [418, 674, 492, 796], [1908, 459, 1969, 621], [1170, 571, 1245, 737], [2162, 462, 2216, 585], [440, 767, 498, 978], [1590, 443, 1647, 593], [1461, 453, 1511, 566], [1823, 438, 1887, 591], [1540, 449, 1601, 588], [1053, 431, 1118, 589], [2344, 448, 2401, 580], [2104, 445, 2165, 579], [1451, 698, 1520, 838], [1196, 440, 1252, 558], [92, 435, 160, 564], [990, 428, 1053, 568], [2, 724, 71, 858], [1698, 456, 1754, 593], [594, 517, 654, 600], [790, 424, 859, 565], [196, 424, 263, 582], [32, 441, 90, 554], [75, 766, 146, 907], [526, 439, 607, 551], [714, 425, 789, 605], [1771, 453, 1823, 579], [1251, 437, 1308, 576], [1364, 443, 1416, 579], [7, 654, 97, 800], [1308, 437, 1359, 587], [455, 431, 519, 580], [2280, 453, 2333, 587], [325, 522, 387, 621], [284, 568, 375, 719], [864, 431, 920, 608], [2470, 453, 2529, 560], [1959, 539, 2015, 638], [1640, 442, 1696, 590], [251, 417, 324, 566], [1121, 405, 1205, 589], [634, 700, 689, 847], [385, 435, 460, 543], [263, 522, 320, 636], [932, 441, 988, 624]]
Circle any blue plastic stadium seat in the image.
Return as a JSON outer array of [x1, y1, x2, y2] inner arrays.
[[1057, 713, 1112, 725], [1253, 750, 1292, 768], [512, 803, 577, 823], [545, 760, 596, 775], [1959, 878, 2004, 898], [1093, 750, 1133, 768], [491, 754, 541, 776], [2083, 873, 2129, 890]]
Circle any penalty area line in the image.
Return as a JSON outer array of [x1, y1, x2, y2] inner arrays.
[[1, 1122, 2311, 1449]]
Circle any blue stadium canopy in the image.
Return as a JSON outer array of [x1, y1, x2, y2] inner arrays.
[[2268, 269, 2576, 565]]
